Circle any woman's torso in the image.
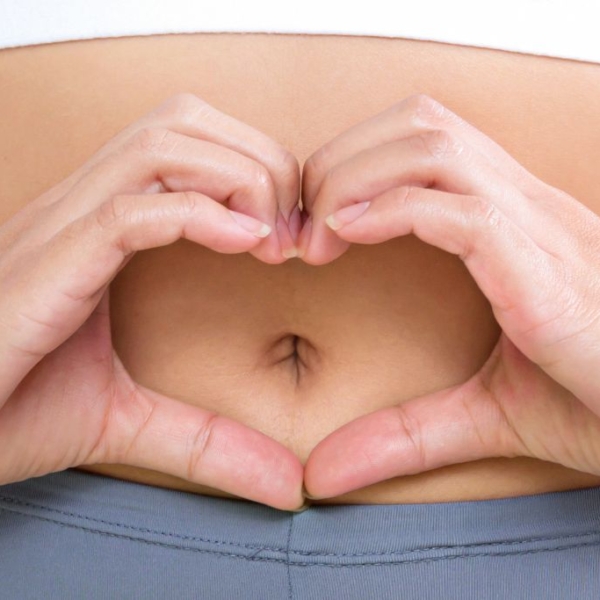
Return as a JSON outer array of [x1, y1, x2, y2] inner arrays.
[[2, 32, 600, 504]]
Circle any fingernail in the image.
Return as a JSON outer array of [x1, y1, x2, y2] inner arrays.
[[289, 205, 303, 243], [288, 499, 312, 513], [228, 209, 272, 238], [296, 215, 313, 259], [325, 201, 371, 231], [301, 483, 320, 500], [276, 209, 298, 258]]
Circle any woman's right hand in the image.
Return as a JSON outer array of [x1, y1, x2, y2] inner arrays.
[[0, 93, 305, 511]]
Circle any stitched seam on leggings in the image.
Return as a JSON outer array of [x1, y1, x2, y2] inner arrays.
[[2, 506, 600, 568], [2, 495, 599, 558], [0, 495, 281, 552]]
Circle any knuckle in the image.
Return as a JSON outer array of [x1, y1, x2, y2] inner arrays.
[[408, 93, 461, 127], [302, 144, 338, 206], [394, 185, 420, 210], [93, 195, 142, 253], [158, 92, 211, 120], [408, 93, 441, 115], [468, 196, 502, 231], [178, 190, 203, 218], [483, 383, 531, 458], [415, 129, 465, 161], [393, 404, 428, 470], [95, 195, 127, 231], [129, 126, 178, 158], [248, 162, 276, 197], [186, 412, 219, 481], [276, 148, 301, 187], [303, 143, 332, 184], [54, 217, 86, 253], [457, 196, 502, 263], [122, 393, 158, 464]]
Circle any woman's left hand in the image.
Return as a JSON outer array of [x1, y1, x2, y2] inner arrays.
[[298, 94, 600, 499]]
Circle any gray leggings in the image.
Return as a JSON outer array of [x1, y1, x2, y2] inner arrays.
[[1, 469, 599, 599]]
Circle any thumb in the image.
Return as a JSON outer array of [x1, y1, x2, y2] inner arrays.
[[303, 376, 523, 500], [89, 381, 305, 512]]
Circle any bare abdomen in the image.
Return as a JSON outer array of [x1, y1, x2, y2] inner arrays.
[[2, 32, 600, 503]]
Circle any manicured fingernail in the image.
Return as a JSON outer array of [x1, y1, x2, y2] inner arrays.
[[228, 209, 272, 237], [325, 201, 371, 231]]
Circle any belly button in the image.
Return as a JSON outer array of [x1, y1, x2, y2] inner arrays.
[[294, 335, 320, 373], [265, 333, 320, 381]]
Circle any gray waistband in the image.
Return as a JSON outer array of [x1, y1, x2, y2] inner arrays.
[[1, 469, 600, 566]]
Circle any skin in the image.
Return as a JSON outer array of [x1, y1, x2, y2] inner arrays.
[[299, 94, 600, 499], [1, 34, 600, 510], [0, 91, 305, 511]]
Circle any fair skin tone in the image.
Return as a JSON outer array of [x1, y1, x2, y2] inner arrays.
[[300, 94, 600, 498], [0, 93, 305, 510], [1, 90, 600, 511], [2, 33, 600, 510]]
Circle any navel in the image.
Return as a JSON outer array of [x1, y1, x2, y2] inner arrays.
[[260, 332, 321, 385]]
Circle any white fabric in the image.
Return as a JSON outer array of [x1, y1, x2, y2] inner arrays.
[[0, 0, 598, 64]]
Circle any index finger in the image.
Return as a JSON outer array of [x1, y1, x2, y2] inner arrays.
[[38, 93, 301, 221], [301, 93, 542, 213], [148, 94, 301, 221]]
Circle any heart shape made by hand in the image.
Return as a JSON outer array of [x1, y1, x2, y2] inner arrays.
[[105, 215, 500, 504], [81, 93, 600, 510]]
